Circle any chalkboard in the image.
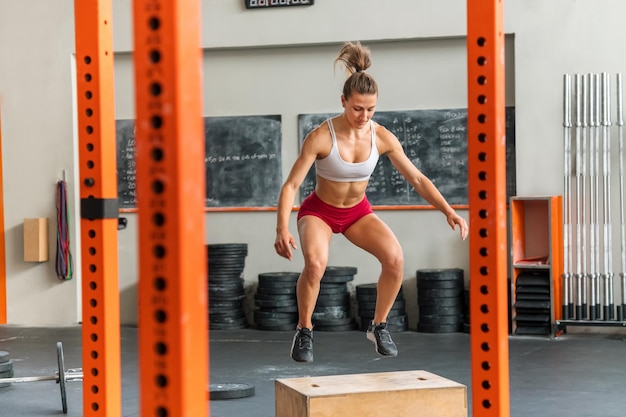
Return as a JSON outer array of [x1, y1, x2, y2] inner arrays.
[[298, 107, 516, 206], [116, 115, 282, 209]]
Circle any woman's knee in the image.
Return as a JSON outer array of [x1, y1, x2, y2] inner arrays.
[[381, 247, 404, 275], [301, 258, 327, 282]]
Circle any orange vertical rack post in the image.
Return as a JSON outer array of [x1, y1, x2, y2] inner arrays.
[[133, 1, 208, 416], [0, 107, 6, 324], [73, 0, 122, 416], [467, 0, 510, 416]]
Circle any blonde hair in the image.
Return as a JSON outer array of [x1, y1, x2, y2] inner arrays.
[[334, 41, 378, 99]]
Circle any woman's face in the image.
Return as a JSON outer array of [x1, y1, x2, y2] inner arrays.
[[341, 93, 377, 129]]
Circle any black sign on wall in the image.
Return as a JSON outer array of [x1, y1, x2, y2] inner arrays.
[[245, 0, 314, 9]]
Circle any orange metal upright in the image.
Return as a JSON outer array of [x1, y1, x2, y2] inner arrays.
[[133, 1, 208, 416], [74, 0, 122, 416], [0, 107, 6, 323], [467, 0, 510, 416]]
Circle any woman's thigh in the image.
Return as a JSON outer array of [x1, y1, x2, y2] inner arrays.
[[342, 214, 403, 263], [297, 215, 333, 268]]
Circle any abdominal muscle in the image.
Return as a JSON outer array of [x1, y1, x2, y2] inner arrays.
[[314, 176, 369, 208]]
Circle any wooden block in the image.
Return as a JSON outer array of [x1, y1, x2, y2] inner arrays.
[[275, 370, 467, 417], [23, 218, 49, 262]]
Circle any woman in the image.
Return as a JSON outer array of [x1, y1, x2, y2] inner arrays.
[[274, 41, 468, 363]]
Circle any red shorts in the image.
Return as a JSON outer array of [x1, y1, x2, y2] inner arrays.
[[297, 191, 373, 234]]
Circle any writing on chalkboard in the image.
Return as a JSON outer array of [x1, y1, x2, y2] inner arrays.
[[298, 107, 516, 206], [116, 115, 282, 209]]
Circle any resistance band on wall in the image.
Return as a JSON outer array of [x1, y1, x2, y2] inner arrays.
[[55, 179, 73, 281]]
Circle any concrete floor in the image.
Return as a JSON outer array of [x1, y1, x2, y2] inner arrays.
[[0, 325, 624, 416]]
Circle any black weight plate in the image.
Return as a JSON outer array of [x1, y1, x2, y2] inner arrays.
[[514, 313, 549, 322], [355, 283, 378, 294], [516, 286, 550, 295], [323, 266, 357, 276], [210, 321, 248, 330], [417, 323, 463, 333], [210, 310, 246, 319], [319, 284, 348, 295], [0, 368, 14, 378], [258, 272, 300, 282], [321, 275, 355, 283], [209, 284, 244, 293], [515, 326, 550, 335], [387, 322, 409, 332], [57, 341, 67, 414], [417, 268, 464, 281], [387, 314, 408, 325], [209, 294, 245, 302], [209, 300, 243, 309], [516, 275, 550, 287], [209, 289, 245, 299], [210, 315, 248, 325], [419, 305, 464, 316], [209, 382, 255, 400], [207, 242, 248, 251], [258, 281, 298, 291], [417, 296, 464, 307], [0, 351, 9, 364], [417, 279, 464, 289], [356, 292, 404, 303], [358, 298, 406, 311], [209, 308, 246, 317], [0, 359, 12, 373], [207, 271, 241, 282], [254, 310, 298, 320], [516, 293, 550, 301], [315, 295, 350, 307], [313, 305, 349, 316], [419, 314, 464, 325], [256, 286, 296, 295], [254, 293, 295, 301], [515, 300, 551, 309], [254, 298, 297, 308], [316, 292, 350, 302], [261, 305, 298, 313], [418, 288, 464, 298], [313, 311, 348, 321]]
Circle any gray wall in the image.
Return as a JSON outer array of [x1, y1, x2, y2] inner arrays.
[[0, 0, 623, 325]]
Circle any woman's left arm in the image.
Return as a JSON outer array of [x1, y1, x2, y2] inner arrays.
[[377, 125, 469, 240]]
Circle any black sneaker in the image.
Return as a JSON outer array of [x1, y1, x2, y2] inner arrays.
[[366, 321, 398, 357], [291, 327, 313, 362]]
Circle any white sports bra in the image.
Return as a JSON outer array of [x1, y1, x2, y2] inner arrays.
[[315, 118, 379, 182]]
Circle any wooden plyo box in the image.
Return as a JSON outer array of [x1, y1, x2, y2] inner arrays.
[[23, 218, 49, 262], [275, 370, 467, 417]]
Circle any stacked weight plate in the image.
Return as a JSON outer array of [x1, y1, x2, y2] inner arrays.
[[313, 266, 357, 332], [254, 272, 299, 330], [356, 283, 408, 332], [208, 243, 248, 330], [514, 271, 551, 335], [417, 268, 465, 333], [0, 351, 14, 388]]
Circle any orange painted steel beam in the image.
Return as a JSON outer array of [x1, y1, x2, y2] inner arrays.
[[133, 0, 208, 416], [467, 0, 510, 416], [0, 106, 6, 323], [74, 0, 122, 416]]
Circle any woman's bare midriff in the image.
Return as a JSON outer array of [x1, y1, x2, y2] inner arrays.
[[314, 176, 369, 208]]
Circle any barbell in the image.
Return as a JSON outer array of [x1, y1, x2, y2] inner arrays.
[[0, 342, 82, 414]]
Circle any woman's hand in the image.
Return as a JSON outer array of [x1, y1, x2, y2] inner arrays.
[[447, 213, 469, 240], [275, 229, 297, 260]]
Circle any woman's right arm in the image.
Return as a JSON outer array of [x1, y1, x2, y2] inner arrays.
[[274, 130, 323, 260]]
